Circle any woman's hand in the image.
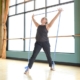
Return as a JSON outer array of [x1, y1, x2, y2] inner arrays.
[[58, 8, 63, 13], [32, 14, 34, 19]]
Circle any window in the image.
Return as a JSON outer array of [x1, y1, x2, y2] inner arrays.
[[47, 0, 59, 6], [25, 12, 33, 51], [56, 37, 74, 53], [35, 0, 45, 9], [25, 1, 34, 11], [47, 3, 74, 53], [8, 0, 74, 53], [60, 0, 73, 3], [17, 4, 24, 13], [9, 7, 15, 15], [8, 14, 24, 51], [8, 40, 24, 51], [9, 14, 24, 38], [25, 12, 33, 38], [47, 3, 74, 36], [17, 0, 24, 4], [9, 0, 16, 6], [49, 37, 74, 53], [25, 39, 36, 51]]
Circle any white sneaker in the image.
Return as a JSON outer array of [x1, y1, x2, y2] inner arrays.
[[24, 66, 29, 74], [50, 62, 55, 71]]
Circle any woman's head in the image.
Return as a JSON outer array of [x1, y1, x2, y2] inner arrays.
[[41, 17, 48, 25]]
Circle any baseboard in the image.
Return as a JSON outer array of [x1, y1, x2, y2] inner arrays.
[[6, 57, 80, 67]]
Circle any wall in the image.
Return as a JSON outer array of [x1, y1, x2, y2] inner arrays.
[[6, 0, 80, 64], [75, 0, 80, 63]]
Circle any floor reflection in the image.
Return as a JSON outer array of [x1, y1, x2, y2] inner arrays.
[[26, 70, 53, 80], [26, 72, 33, 80], [47, 70, 53, 80]]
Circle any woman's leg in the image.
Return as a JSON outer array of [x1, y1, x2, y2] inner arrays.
[[24, 42, 42, 74], [42, 41, 53, 69], [28, 42, 42, 69]]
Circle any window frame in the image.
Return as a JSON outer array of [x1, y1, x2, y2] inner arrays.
[[7, 0, 74, 53]]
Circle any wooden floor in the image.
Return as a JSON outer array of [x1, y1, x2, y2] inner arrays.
[[0, 59, 80, 80]]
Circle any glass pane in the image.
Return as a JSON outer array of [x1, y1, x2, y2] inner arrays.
[[47, 0, 59, 6], [25, 9, 45, 51], [9, 14, 24, 51], [47, 3, 74, 53], [35, 0, 45, 9], [17, 0, 24, 3], [56, 37, 74, 53], [49, 37, 74, 53], [25, 1, 34, 11], [60, 0, 73, 3], [9, 0, 16, 6], [8, 40, 23, 51], [17, 4, 24, 13], [49, 38, 57, 52], [9, 14, 24, 38], [25, 12, 34, 38], [9, 7, 15, 15], [25, 39, 36, 51], [47, 3, 74, 36]]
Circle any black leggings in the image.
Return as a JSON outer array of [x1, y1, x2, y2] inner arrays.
[[28, 41, 53, 69]]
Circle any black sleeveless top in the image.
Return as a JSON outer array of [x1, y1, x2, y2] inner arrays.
[[36, 25, 49, 42]]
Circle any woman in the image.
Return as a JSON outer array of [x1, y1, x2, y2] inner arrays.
[[24, 8, 62, 74]]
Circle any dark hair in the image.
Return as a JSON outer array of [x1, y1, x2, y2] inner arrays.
[[41, 17, 48, 24]]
